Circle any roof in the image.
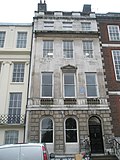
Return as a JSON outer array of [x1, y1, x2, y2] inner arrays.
[[0, 22, 32, 27]]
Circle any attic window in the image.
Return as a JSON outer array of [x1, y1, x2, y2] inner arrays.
[[44, 21, 54, 28], [62, 22, 72, 29]]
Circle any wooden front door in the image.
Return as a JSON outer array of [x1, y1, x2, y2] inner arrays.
[[89, 117, 104, 154]]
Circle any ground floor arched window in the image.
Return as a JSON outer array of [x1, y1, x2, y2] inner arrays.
[[40, 117, 53, 143], [65, 117, 77, 143]]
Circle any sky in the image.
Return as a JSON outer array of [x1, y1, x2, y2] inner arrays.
[[0, 0, 120, 23]]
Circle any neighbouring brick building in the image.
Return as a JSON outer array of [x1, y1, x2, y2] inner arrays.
[[25, 1, 113, 157], [97, 13, 120, 139]]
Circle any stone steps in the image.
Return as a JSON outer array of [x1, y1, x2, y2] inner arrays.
[[91, 155, 118, 160]]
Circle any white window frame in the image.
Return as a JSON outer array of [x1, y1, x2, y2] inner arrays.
[[8, 92, 22, 124], [0, 31, 6, 48], [5, 130, 19, 144], [81, 22, 91, 31], [63, 40, 74, 59], [63, 73, 76, 98], [40, 117, 54, 144], [16, 32, 27, 48], [85, 73, 98, 97], [112, 50, 120, 81], [41, 72, 53, 98], [83, 40, 93, 58], [43, 40, 53, 58], [12, 63, 25, 82], [108, 25, 120, 41], [64, 117, 78, 144]]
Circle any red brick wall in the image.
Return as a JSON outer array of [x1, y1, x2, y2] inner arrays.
[[102, 47, 120, 91], [98, 20, 120, 137], [99, 22, 120, 44], [109, 95, 120, 136]]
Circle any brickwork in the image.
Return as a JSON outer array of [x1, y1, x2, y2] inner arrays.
[[102, 47, 120, 91], [109, 95, 120, 136], [97, 16, 120, 137]]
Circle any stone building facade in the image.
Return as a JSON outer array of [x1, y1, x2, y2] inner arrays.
[[26, 1, 113, 157], [0, 23, 32, 144]]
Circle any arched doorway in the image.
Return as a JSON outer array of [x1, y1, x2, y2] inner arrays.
[[89, 116, 104, 154]]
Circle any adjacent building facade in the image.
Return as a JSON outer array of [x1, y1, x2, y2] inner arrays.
[[97, 13, 120, 140], [0, 23, 32, 144], [26, 1, 113, 157]]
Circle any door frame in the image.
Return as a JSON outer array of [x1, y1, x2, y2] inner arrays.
[[88, 116, 104, 154]]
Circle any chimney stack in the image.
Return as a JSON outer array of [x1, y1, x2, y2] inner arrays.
[[38, 0, 47, 12], [82, 4, 91, 13]]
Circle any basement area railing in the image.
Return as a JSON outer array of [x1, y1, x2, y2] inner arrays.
[[113, 138, 120, 160], [109, 137, 120, 159]]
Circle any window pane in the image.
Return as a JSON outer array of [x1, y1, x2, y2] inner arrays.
[[12, 63, 25, 82], [43, 40, 53, 57], [66, 118, 76, 129], [65, 118, 77, 143], [66, 130, 77, 142], [81, 22, 91, 31], [5, 130, 18, 144], [16, 32, 27, 48], [42, 73, 53, 97], [42, 118, 53, 129], [108, 25, 120, 41], [8, 93, 22, 123], [86, 74, 96, 84], [41, 130, 53, 143], [65, 86, 75, 97], [42, 86, 52, 97], [64, 73, 75, 97], [112, 50, 120, 80], [41, 118, 53, 143], [63, 41, 73, 58], [64, 74, 74, 84], [83, 41, 93, 58], [0, 32, 5, 48], [86, 73, 97, 97], [87, 86, 97, 97], [42, 73, 52, 84]]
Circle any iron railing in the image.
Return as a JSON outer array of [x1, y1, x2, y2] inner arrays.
[[0, 114, 25, 125], [113, 138, 120, 160], [108, 137, 120, 159]]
